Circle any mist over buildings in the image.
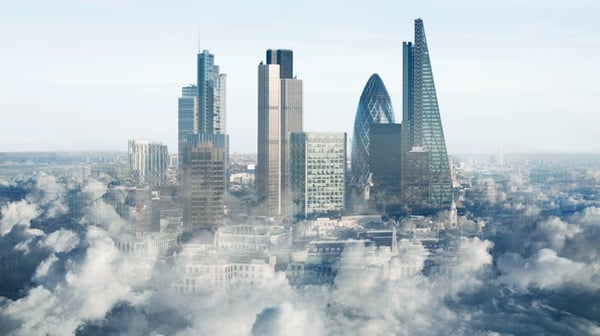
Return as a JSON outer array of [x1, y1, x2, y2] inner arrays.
[[1, 5, 600, 335], [0, 153, 599, 335]]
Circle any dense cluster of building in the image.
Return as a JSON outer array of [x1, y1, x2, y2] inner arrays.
[[94, 18, 462, 292]]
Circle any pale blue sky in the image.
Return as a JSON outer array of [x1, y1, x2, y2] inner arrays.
[[1, 0, 599, 154]]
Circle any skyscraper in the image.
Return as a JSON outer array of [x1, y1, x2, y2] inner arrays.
[[369, 123, 402, 214], [197, 50, 226, 134], [351, 74, 396, 187], [290, 132, 346, 218], [181, 142, 225, 231], [401, 19, 452, 213], [178, 49, 229, 232], [178, 85, 198, 166], [257, 49, 303, 218], [128, 139, 169, 187]]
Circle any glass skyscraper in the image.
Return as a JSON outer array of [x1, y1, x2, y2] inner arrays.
[[401, 19, 452, 213], [197, 50, 226, 134], [178, 85, 198, 166], [351, 74, 396, 187]]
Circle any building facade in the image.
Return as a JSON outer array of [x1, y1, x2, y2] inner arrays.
[[181, 142, 226, 231], [128, 139, 169, 187], [257, 49, 303, 218], [401, 19, 452, 214], [369, 123, 402, 214], [351, 74, 396, 187], [290, 132, 346, 218], [197, 50, 226, 134], [178, 85, 198, 166]]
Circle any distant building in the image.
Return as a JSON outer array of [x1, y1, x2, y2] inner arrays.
[[369, 123, 402, 214], [401, 19, 452, 214], [186, 133, 229, 181], [128, 140, 169, 187], [257, 49, 303, 219], [296, 217, 359, 238], [174, 252, 277, 293], [115, 232, 177, 257], [197, 50, 227, 134], [181, 142, 226, 231], [214, 225, 292, 251], [178, 85, 198, 167], [351, 74, 396, 187], [290, 132, 346, 218]]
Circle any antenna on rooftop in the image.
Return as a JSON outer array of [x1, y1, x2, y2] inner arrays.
[[197, 26, 202, 52]]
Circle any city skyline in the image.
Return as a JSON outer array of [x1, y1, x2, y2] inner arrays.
[[1, 1, 600, 155]]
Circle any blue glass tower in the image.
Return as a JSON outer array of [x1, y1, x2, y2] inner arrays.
[[197, 50, 226, 134], [351, 74, 396, 186], [401, 19, 452, 213]]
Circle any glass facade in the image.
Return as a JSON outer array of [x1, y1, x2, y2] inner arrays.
[[290, 132, 346, 218], [401, 19, 452, 213], [267, 49, 293, 79], [369, 123, 402, 214], [197, 50, 226, 134], [178, 85, 198, 167], [351, 74, 396, 186]]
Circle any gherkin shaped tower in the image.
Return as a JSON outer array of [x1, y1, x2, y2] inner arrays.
[[401, 18, 452, 213], [351, 74, 396, 186]]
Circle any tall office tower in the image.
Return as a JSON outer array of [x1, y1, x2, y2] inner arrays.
[[197, 50, 227, 134], [257, 49, 303, 218], [351, 74, 396, 187], [369, 124, 402, 215], [401, 19, 452, 214], [178, 85, 198, 167], [290, 132, 346, 218], [128, 140, 169, 187], [181, 142, 225, 231]]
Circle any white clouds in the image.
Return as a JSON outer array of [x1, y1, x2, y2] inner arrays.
[[38, 229, 80, 253], [28, 173, 68, 219], [538, 217, 582, 250], [440, 238, 493, 299], [498, 249, 586, 291], [0, 200, 39, 236], [1, 226, 149, 335]]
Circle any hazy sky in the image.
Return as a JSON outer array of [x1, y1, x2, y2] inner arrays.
[[1, 0, 599, 154]]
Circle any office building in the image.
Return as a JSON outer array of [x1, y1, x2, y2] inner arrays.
[[181, 142, 226, 231], [369, 123, 402, 214], [290, 132, 346, 218], [197, 50, 227, 134], [187, 132, 230, 181], [351, 74, 396, 187], [401, 19, 452, 213], [257, 49, 303, 218], [128, 139, 169, 187], [178, 85, 198, 166]]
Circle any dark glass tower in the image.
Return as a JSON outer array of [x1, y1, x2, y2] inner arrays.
[[401, 19, 452, 213], [351, 74, 396, 187], [369, 123, 402, 214], [267, 49, 293, 79]]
